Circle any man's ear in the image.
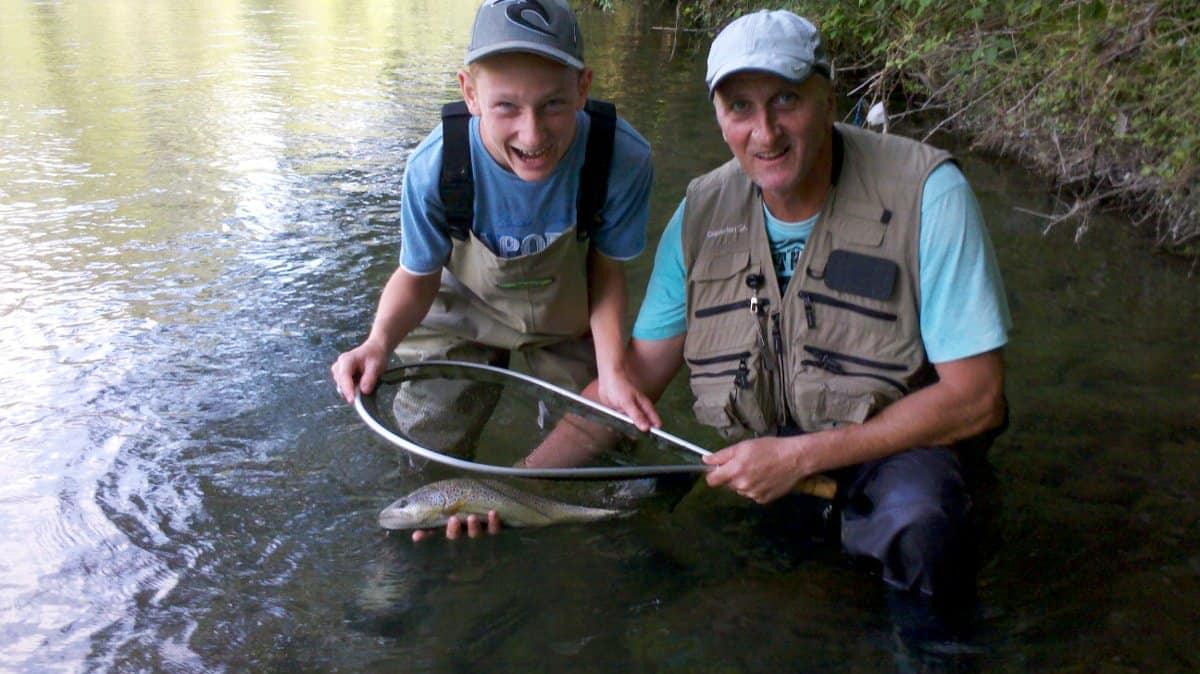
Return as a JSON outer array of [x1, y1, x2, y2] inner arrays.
[[575, 67, 594, 109], [458, 69, 481, 116]]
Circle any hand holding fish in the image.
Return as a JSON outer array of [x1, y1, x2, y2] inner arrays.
[[411, 510, 501, 542]]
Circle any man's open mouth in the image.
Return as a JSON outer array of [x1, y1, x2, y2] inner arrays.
[[755, 146, 789, 161], [513, 145, 551, 161]]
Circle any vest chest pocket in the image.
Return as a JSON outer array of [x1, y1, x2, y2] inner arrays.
[[686, 349, 776, 440], [687, 249, 762, 354]]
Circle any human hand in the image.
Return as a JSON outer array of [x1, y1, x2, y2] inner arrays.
[[410, 511, 502, 542], [702, 436, 806, 504], [330, 339, 390, 404], [597, 370, 661, 433]]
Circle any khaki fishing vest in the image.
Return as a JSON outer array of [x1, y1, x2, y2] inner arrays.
[[681, 123, 952, 437], [419, 225, 591, 351]]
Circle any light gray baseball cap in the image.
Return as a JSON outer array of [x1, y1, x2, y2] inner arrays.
[[705, 10, 830, 97], [465, 0, 585, 70]]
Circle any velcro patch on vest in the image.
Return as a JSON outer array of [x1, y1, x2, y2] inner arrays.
[[823, 250, 897, 301]]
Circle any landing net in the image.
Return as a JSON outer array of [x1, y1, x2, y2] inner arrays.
[[354, 360, 710, 480]]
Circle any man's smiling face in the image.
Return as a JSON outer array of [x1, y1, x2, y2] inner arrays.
[[460, 51, 592, 183], [713, 72, 834, 214]]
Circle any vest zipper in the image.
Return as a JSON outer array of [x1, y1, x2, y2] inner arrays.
[[798, 291, 898, 328], [694, 298, 769, 318], [801, 345, 908, 393], [687, 351, 751, 389], [771, 312, 791, 424]]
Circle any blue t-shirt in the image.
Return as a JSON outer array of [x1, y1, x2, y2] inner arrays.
[[399, 110, 653, 274], [633, 163, 1011, 363]]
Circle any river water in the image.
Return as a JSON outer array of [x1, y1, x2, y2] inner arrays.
[[2, 1, 1197, 672]]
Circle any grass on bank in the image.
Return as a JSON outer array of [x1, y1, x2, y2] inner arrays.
[[648, 0, 1199, 256]]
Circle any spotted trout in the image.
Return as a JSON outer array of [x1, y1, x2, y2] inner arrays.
[[378, 478, 628, 530]]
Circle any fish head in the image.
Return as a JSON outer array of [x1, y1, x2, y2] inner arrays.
[[378, 492, 448, 530]]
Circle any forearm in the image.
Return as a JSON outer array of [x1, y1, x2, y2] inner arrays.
[[586, 251, 630, 379], [522, 335, 686, 467], [365, 267, 442, 351]]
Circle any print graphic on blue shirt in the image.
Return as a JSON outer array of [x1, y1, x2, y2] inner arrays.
[[485, 216, 568, 257], [766, 206, 815, 290]]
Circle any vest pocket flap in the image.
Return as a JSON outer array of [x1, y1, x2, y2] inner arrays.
[[832, 199, 889, 246], [686, 349, 775, 439], [691, 249, 750, 281], [834, 215, 887, 247], [689, 378, 752, 441]]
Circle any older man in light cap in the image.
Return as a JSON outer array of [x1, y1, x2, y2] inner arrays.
[[612, 9, 1012, 626]]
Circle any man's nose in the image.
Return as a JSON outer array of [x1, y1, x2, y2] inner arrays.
[[516, 109, 545, 145], [751, 108, 778, 143]]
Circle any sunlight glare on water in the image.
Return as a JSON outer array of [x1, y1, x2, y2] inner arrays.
[[1, 1, 1198, 672], [0, 1, 476, 670]]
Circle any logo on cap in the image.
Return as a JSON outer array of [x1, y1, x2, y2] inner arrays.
[[491, 0, 555, 38]]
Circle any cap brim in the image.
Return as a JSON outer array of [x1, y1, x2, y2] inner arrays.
[[465, 42, 585, 70], [707, 55, 819, 97]]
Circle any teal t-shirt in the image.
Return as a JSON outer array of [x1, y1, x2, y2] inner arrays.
[[632, 163, 1011, 363]]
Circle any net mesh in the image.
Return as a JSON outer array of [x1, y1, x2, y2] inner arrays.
[[363, 362, 703, 470]]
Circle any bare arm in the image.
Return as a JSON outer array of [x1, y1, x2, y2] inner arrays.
[[586, 251, 661, 429], [521, 335, 686, 468], [704, 348, 1007, 503], [330, 267, 441, 403]]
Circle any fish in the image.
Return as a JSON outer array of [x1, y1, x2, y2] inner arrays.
[[378, 477, 629, 530]]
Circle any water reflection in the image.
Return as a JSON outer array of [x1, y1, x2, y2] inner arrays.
[[1, 1, 1198, 672]]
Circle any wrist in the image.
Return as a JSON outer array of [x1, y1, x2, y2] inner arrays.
[[363, 332, 395, 356], [595, 352, 625, 375]]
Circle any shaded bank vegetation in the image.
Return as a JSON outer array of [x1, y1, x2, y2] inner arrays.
[[636, 0, 1199, 256]]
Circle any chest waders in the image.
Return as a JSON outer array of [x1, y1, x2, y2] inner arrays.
[[412, 100, 617, 388], [426, 99, 616, 347]]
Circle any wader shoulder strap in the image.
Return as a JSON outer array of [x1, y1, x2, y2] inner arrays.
[[576, 98, 616, 241], [436, 99, 617, 242], [439, 100, 474, 241]]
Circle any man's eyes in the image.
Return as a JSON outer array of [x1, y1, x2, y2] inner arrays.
[[491, 100, 568, 113]]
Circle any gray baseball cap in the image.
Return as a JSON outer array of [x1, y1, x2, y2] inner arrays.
[[705, 10, 830, 97], [465, 0, 585, 70]]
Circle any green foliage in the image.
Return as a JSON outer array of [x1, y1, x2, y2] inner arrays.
[[670, 0, 1200, 252]]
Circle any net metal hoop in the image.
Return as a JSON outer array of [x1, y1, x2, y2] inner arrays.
[[354, 360, 712, 480]]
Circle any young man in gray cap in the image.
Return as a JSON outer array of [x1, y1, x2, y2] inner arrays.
[[551, 9, 1011, 619], [331, 0, 657, 523]]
